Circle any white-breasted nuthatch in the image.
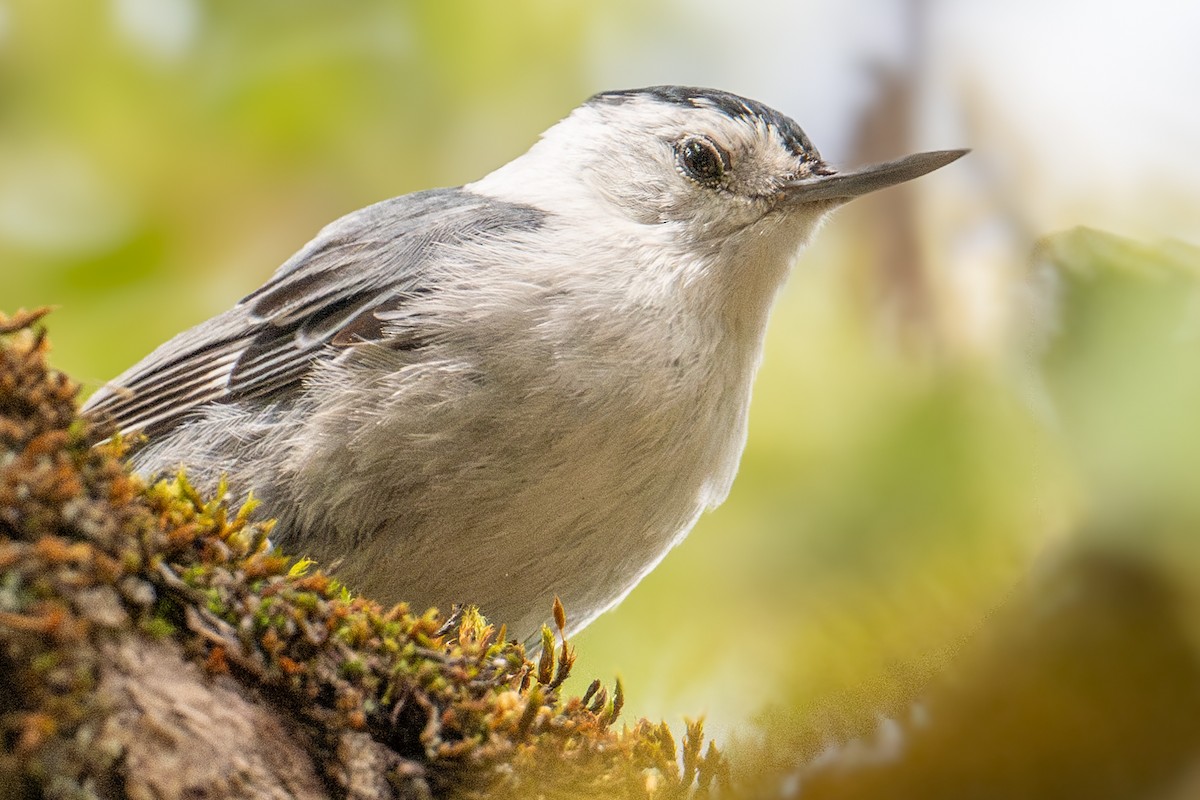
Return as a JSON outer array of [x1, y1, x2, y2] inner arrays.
[[84, 86, 965, 640]]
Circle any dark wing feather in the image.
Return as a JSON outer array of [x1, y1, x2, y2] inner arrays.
[[82, 187, 544, 437]]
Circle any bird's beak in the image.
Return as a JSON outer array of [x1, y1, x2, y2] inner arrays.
[[783, 149, 968, 205]]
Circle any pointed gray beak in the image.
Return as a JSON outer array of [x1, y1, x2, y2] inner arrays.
[[784, 149, 968, 204]]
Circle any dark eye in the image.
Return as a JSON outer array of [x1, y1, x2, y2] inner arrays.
[[677, 136, 727, 186]]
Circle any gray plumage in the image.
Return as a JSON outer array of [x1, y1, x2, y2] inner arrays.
[[84, 87, 965, 640]]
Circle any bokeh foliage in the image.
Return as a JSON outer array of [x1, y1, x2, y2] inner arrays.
[[0, 0, 604, 384], [4, 5, 1200, 792]]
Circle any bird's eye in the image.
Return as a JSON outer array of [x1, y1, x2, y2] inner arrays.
[[676, 136, 727, 186]]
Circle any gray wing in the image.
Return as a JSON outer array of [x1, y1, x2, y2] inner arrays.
[[82, 187, 544, 437]]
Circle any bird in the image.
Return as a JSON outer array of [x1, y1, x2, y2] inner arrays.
[[83, 86, 966, 641]]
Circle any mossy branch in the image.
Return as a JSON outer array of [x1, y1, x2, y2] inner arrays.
[[0, 307, 725, 800]]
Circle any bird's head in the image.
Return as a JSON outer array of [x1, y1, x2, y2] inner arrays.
[[473, 85, 963, 238], [468, 86, 965, 322]]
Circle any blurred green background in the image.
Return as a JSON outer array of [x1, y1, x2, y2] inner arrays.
[[3, 0, 1200, 764]]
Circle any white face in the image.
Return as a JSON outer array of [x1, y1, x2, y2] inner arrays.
[[575, 90, 831, 240], [470, 88, 834, 248], [471, 87, 964, 269], [466, 87, 963, 334], [463, 88, 851, 332]]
